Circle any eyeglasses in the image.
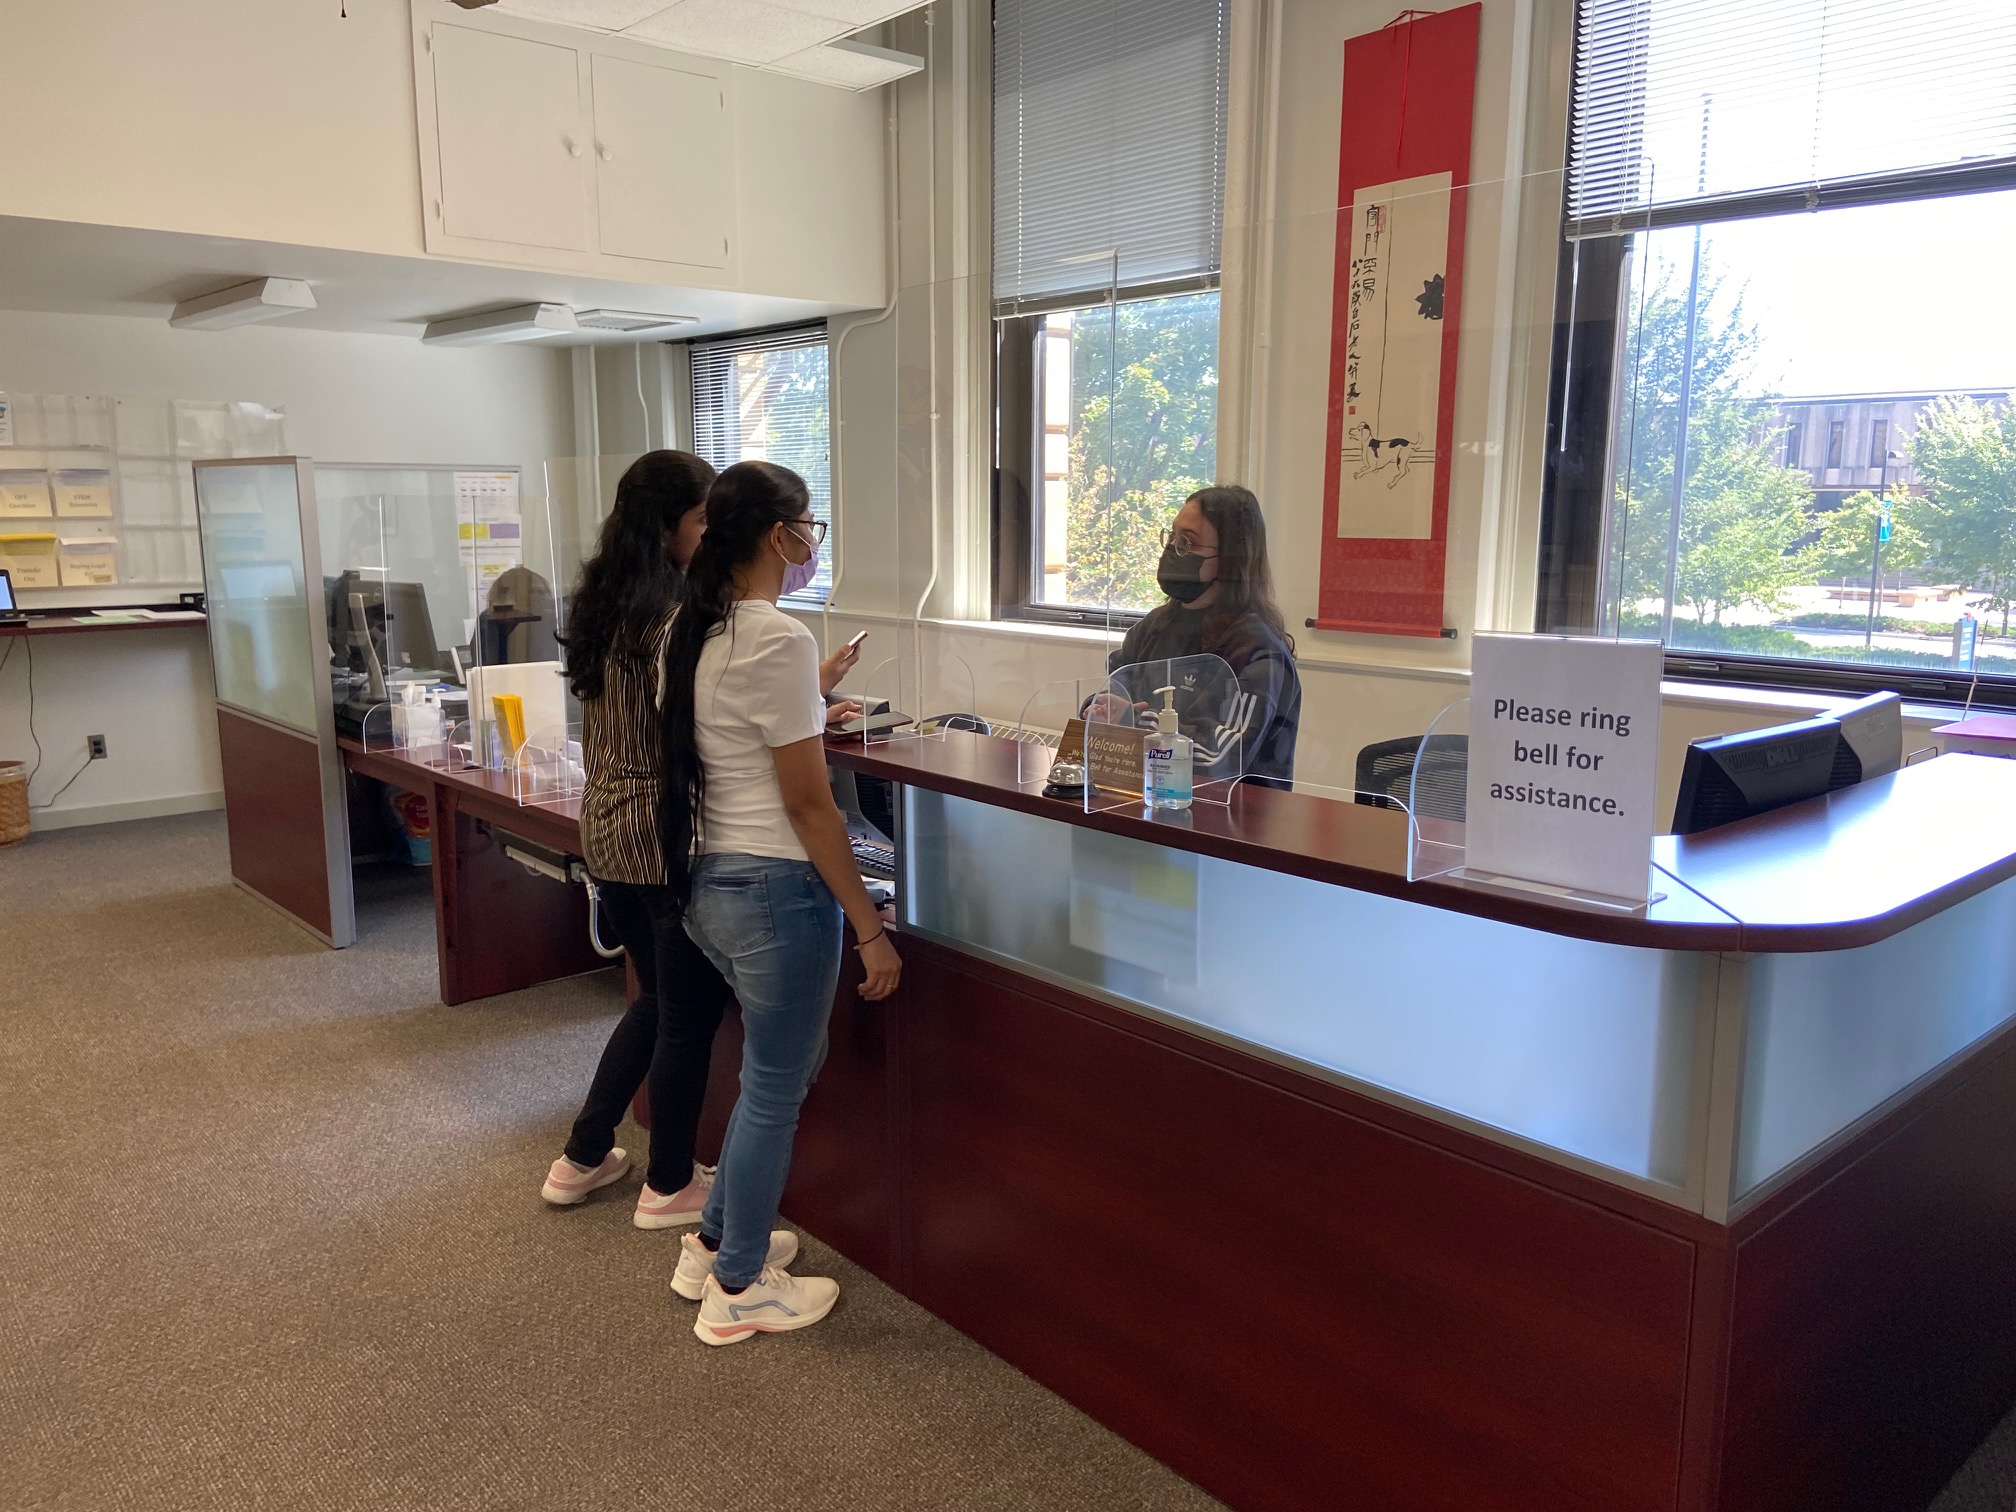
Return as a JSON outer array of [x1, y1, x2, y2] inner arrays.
[[1160, 528, 1217, 560], [787, 519, 829, 549]]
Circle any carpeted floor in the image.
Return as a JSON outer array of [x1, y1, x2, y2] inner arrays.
[[0, 813, 1224, 1512], [5, 813, 2016, 1512]]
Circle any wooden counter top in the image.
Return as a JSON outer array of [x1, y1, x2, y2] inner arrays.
[[341, 729, 2016, 953], [0, 610, 207, 638], [827, 730, 2016, 953], [339, 736, 582, 855]]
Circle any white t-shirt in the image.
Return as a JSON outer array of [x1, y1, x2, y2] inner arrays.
[[692, 599, 827, 860]]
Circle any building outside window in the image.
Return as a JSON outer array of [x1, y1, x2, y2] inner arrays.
[[689, 325, 832, 605], [991, 0, 1229, 621], [1541, 0, 2016, 699]]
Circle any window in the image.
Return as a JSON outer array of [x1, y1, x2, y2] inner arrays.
[[991, 0, 1229, 621], [1540, 0, 2016, 702], [689, 325, 831, 603]]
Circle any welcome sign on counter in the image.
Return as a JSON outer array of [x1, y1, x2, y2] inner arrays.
[[1465, 634, 1663, 903]]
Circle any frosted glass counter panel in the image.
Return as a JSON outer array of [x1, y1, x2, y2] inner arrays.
[[193, 461, 318, 736], [903, 790, 1702, 1187], [1738, 874, 2016, 1198]]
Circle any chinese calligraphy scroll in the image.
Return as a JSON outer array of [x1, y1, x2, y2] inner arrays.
[[1316, 5, 1479, 636]]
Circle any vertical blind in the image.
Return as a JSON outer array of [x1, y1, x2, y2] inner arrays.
[[688, 324, 833, 602], [1568, 0, 2016, 236], [992, 0, 1230, 308]]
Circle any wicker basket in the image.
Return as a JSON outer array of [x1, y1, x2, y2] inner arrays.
[[0, 760, 27, 846]]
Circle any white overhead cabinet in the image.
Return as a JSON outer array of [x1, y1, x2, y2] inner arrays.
[[431, 25, 591, 253], [417, 16, 735, 277], [591, 54, 731, 269]]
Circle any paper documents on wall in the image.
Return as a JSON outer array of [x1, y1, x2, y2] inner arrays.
[[57, 537, 119, 587], [455, 471, 522, 609], [0, 533, 60, 588], [0, 470, 51, 518], [52, 468, 114, 517]]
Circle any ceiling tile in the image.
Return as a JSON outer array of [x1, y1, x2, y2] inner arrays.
[[622, 0, 845, 64], [767, 37, 921, 89], [490, 0, 667, 30], [783, 0, 925, 27]]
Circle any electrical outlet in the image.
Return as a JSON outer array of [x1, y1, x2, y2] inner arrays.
[[86, 734, 108, 761]]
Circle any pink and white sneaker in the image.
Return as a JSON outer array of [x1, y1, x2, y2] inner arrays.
[[540, 1148, 630, 1206], [633, 1162, 717, 1230]]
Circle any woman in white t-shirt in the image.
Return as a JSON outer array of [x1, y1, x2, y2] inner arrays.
[[656, 459, 901, 1346]]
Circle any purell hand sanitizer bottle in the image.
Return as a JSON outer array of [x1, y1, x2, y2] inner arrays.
[[1142, 686, 1193, 811]]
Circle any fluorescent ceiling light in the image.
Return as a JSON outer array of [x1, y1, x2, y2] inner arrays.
[[574, 308, 700, 333], [169, 277, 317, 331], [421, 303, 580, 346]]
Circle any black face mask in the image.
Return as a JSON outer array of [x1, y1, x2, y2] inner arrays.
[[1157, 544, 1212, 605]]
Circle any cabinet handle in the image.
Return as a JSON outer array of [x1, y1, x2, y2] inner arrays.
[[597, 143, 612, 162], [562, 136, 582, 158]]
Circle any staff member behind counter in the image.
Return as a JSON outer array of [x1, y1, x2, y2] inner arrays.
[[1092, 484, 1302, 790]]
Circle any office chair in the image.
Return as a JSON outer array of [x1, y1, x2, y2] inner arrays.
[[929, 712, 991, 735], [1354, 734, 1469, 821]]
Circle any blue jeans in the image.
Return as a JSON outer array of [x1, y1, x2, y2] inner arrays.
[[684, 854, 842, 1288]]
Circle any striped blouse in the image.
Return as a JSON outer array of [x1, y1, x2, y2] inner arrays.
[[577, 609, 676, 886]]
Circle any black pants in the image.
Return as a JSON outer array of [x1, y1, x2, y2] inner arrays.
[[563, 878, 734, 1194]]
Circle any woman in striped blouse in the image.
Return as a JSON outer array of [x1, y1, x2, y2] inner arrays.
[[539, 451, 735, 1225]]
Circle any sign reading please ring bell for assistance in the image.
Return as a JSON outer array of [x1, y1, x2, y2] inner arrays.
[[1465, 634, 1663, 903]]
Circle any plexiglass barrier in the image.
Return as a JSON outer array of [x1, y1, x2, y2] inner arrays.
[[510, 722, 587, 807], [1080, 653, 1246, 812]]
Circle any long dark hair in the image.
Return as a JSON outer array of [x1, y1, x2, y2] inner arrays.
[[560, 450, 715, 700], [1164, 484, 1295, 653], [658, 460, 813, 902]]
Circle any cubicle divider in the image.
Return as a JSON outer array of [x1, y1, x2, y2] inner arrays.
[[192, 458, 354, 946]]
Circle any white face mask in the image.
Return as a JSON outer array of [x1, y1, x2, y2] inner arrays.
[[776, 523, 820, 597]]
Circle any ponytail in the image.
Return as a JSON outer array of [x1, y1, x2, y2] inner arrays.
[[657, 460, 813, 906]]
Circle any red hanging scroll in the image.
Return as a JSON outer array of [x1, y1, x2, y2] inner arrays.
[[1315, 4, 1481, 636]]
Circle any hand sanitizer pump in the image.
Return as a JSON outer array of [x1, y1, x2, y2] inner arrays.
[[1142, 686, 1193, 811]]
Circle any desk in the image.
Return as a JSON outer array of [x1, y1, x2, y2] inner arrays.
[[0, 611, 207, 639], [350, 730, 2016, 1512], [340, 738, 604, 1003]]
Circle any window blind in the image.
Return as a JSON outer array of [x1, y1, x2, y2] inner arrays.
[[992, 0, 1229, 309], [1568, 0, 2016, 237], [688, 324, 833, 602]]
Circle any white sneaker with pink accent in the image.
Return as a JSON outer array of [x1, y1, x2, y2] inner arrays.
[[539, 1148, 630, 1206], [692, 1264, 838, 1346], [670, 1228, 801, 1300], [633, 1162, 718, 1230]]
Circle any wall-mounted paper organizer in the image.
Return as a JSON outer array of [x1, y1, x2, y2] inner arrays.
[[0, 391, 286, 593]]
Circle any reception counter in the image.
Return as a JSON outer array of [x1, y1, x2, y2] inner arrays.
[[346, 727, 2016, 1512]]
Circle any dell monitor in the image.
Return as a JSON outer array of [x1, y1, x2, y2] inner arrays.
[[1672, 716, 1844, 836], [1830, 690, 1903, 787]]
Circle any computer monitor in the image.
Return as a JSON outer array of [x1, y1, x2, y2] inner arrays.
[[329, 572, 446, 676], [1831, 690, 1903, 787], [0, 567, 15, 611], [1672, 715, 1844, 836]]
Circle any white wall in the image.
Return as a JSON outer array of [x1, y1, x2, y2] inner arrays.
[[0, 309, 574, 830]]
